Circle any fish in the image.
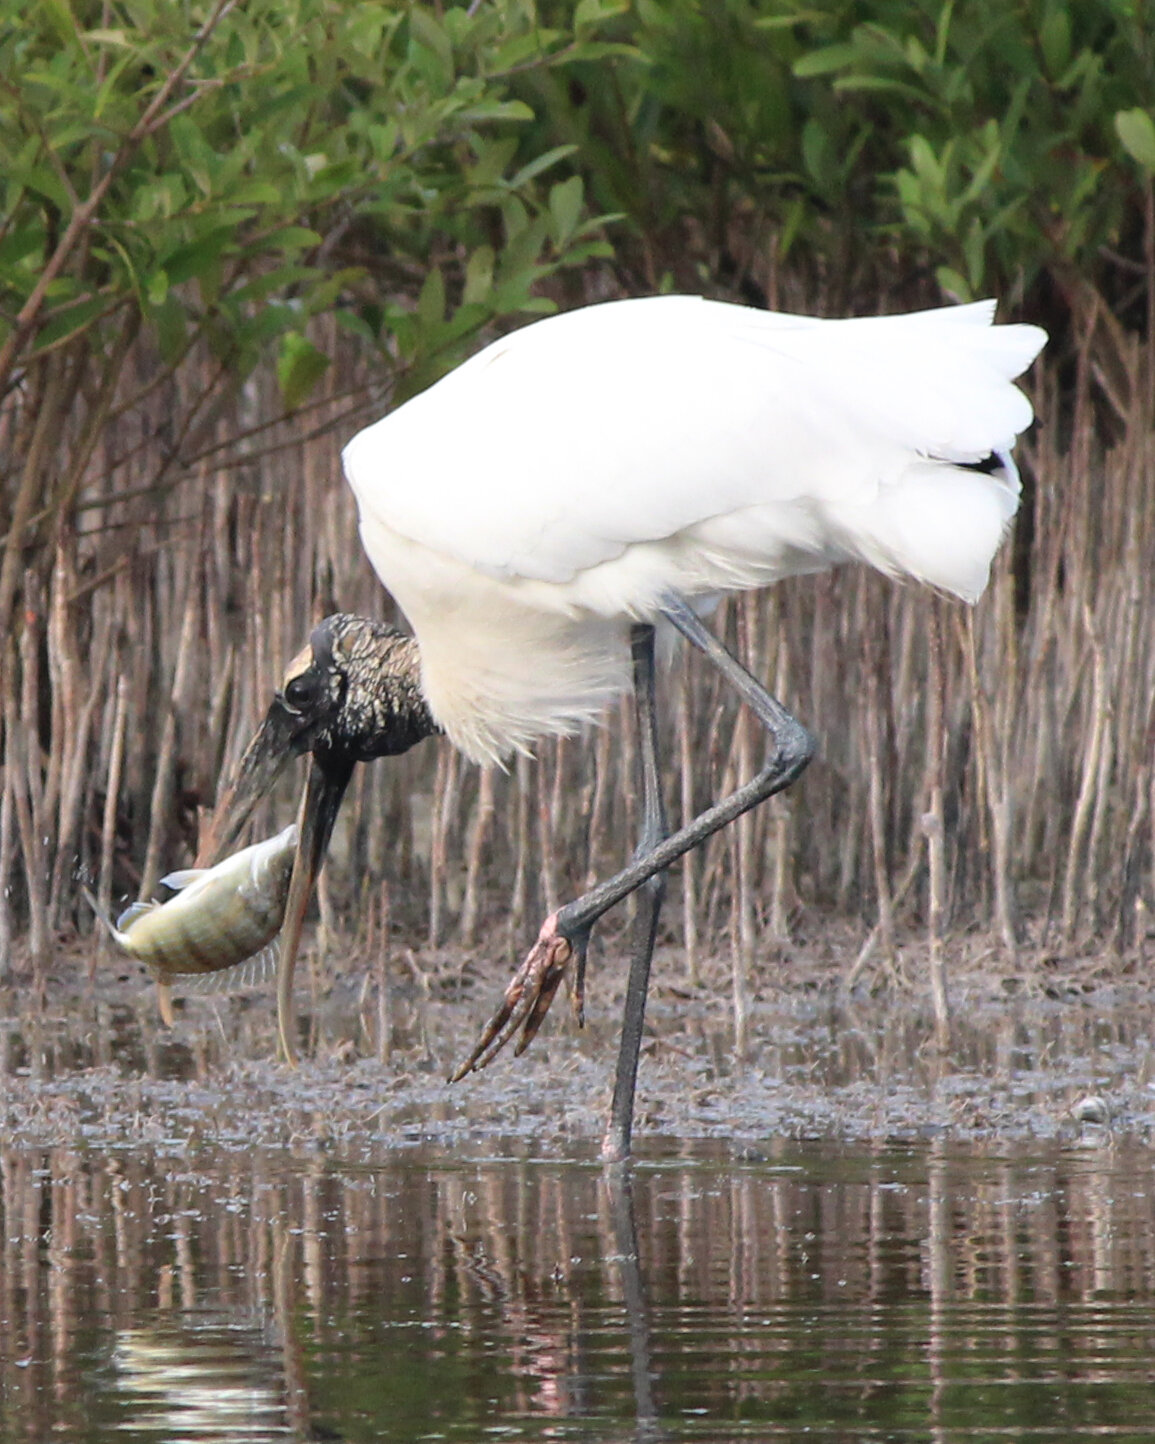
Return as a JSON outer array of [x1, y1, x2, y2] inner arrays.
[[84, 824, 299, 986]]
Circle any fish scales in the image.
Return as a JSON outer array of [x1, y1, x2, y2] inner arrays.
[[149, 905, 264, 975], [142, 871, 285, 974], [88, 824, 299, 984]]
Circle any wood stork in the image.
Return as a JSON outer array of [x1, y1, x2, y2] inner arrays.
[[203, 293, 1046, 1160]]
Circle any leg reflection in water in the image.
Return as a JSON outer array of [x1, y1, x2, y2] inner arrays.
[[605, 1166, 663, 1442]]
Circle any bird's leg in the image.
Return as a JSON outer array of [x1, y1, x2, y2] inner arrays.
[[452, 596, 814, 1096], [604, 623, 667, 1162], [448, 626, 666, 1086], [559, 597, 814, 931]]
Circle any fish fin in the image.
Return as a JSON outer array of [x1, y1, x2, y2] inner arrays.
[[115, 899, 159, 932], [158, 867, 206, 891], [82, 885, 142, 953], [156, 981, 175, 1027], [81, 885, 116, 938], [170, 941, 280, 995], [236, 867, 266, 906]]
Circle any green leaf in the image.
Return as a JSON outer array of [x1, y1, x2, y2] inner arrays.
[[463, 245, 495, 306], [33, 293, 114, 351], [408, 8, 453, 83], [14, 163, 71, 210], [468, 137, 521, 189], [491, 32, 548, 71], [908, 134, 944, 188], [801, 118, 834, 191], [1115, 108, 1155, 175], [230, 265, 318, 306], [366, 121, 399, 164], [935, 265, 973, 302], [497, 212, 549, 284], [501, 194, 531, 240], [509, 144, 579, 190], [458, 99, 535, 123], [574, 0, 629, 32], [962, 215, 987, 291], [334, 307, 380, 349], [753, 13, 809, 30], [553, 39, 639, 64], [1039, 8, 1071, 79], [276, 332, 331, 411], [549, 175, 584, 247], [793, 44, 859, 78], [261, 227, 323, 255], [149, 292, 188, 366], [167, 113, 219, 198], [37, 0, 76, 48], [0, 226, 45, 272], [417, 266, 445, 329], [229, 180, 284, 207], [83, 28, 132, 47], [832, 73, 942, 109], [161, 227, 237, 286]]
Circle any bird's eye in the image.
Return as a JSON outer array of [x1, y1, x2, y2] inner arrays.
[[283, 674, 318, 710]]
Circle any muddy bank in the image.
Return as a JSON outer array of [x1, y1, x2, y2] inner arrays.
[[2, 927, 1153, 1155]]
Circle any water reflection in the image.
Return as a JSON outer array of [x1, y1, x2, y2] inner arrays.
[[114, 1318, 289, 1440], [2, 1137, 1155, 1440]]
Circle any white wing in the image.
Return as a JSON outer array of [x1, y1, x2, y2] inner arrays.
[[343, 295, 1045, 602]]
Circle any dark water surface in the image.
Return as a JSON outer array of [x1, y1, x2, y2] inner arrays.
[[3, 1133, 1154, 1442], [3, 973, 1155, 1441]]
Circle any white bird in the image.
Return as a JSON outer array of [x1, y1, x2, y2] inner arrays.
[[203, 294, 1046, 1159]]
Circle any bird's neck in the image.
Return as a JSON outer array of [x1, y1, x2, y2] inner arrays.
[[345, 627, 438, 760]]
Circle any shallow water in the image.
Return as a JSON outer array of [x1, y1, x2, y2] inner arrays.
[[4, 1132, 1155, 1440], [3, 971, 1155, 1440]]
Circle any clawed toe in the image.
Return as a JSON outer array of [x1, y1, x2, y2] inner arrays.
[[512, 942, 570, 1055], [450, 915, 582, 1081]]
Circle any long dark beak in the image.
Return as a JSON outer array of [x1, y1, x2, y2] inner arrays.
[[276, 754, 353, 1064], [198, 700, 352, 1064], [195, 704, 309, 868]]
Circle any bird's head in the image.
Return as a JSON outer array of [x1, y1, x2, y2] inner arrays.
[[265, 611, 433, 769], [203, 613, 434, 856], [198, 613, 436, 1058]]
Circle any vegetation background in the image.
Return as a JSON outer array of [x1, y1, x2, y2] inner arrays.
[[1, 0, 1153, 1018]]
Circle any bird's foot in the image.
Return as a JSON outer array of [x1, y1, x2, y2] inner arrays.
[[449, 912, 584, 1081]]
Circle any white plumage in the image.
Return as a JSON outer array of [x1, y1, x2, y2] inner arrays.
[[343, 294, 1045, 765]]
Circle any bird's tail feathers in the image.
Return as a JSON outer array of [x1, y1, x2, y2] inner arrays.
[[833, 458, 1021, 603]]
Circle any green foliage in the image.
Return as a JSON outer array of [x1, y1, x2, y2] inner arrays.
[[3, 0, 1148, 471], [0, 0, 619, 412], [518, 0, 1152, 320], [779, 0, 1155, 301], [0, 0, 634, 660]]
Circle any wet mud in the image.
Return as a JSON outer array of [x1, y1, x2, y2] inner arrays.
[[2, 927, 1153, 1157]]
